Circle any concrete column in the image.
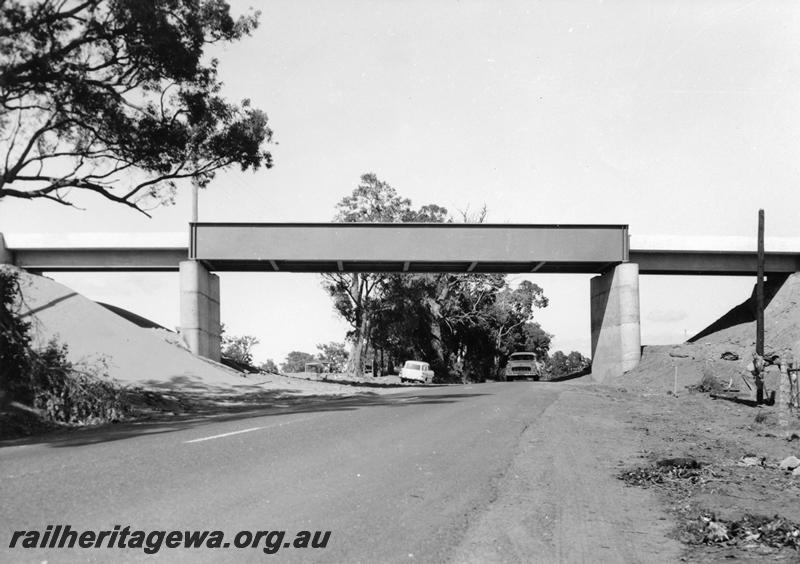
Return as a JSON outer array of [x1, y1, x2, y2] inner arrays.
[[179, 260, 221, 361], [208, 273, 221, 362], [0, 233, 13, 264], [590, 263, 641, 382]]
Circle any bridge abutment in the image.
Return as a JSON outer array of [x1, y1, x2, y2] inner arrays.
[[179, 260, 221, 362], [590, 263, 641, 382]]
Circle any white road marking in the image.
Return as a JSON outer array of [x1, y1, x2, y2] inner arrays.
[[184, 426, 264, 443], [183, 414, 322, 444]]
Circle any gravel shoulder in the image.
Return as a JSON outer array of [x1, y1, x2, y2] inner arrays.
[[451, 382, 683, 564]]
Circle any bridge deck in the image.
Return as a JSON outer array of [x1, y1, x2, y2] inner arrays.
[[3, 226, 800, 275], [190, 223, 628, 274]]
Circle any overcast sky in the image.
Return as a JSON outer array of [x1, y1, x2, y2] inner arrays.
[[2, 0, 799, 365]]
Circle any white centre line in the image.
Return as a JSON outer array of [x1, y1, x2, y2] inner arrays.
[[183, 414, 323, 444], [184, 426, 264, 444]]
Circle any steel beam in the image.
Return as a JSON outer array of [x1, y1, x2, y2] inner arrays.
[[191, 223, 629, 273], [13, 248, 187, 271], [630, 250, 800, 275]]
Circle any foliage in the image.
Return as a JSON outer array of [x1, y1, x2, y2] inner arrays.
[[0, 0, 272, 215], [368, 273, 549, 381], [0, 268, 32, 406], [516, 322, 552, 360], [1, 268, 129, 425], [321, 173, 448, 373], [281, 350, 316, 373], [316, 341, 348, 372], [259, 359, 279, 374], [29, 339, 130, 423], [321, 175, 551, 382], [331, 173, 447, 224], [221, 331, 259, 367], [482, 281, 549, 372], [546, 350, 591, 378], [368, 273, 444, 373]]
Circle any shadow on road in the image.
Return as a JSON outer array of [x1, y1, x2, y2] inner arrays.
[[0, 388, 489, 450]]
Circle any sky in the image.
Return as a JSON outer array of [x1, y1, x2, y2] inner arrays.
[[2, 0, 800, 365]]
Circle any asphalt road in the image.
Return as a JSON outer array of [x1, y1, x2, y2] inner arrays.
[[1, 382, 561, 563]]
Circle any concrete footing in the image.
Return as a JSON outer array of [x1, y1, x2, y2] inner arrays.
[[590, 263, 641, 382], [179, 260, 221, 361]]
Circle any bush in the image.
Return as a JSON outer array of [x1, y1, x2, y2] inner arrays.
[[0, 268, 32, 405], [1, 268, 130, 426], [29, 339, 129, 424]]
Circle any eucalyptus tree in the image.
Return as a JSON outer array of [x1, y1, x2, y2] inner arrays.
[[322, 173, 447, 374], [0, 0, 272, 215]]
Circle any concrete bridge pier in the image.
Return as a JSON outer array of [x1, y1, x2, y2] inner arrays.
[[179, 261, 221, 362], [0, 234, 12, 264], [590, 263, 641, 382]]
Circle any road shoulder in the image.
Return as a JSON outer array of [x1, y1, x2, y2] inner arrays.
[[450, 384, 683, 563]]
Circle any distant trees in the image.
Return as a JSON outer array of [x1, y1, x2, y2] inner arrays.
[[548, 351, 569, 377], [546, 350, 591, 378], [368, 273, 549, 380], [519, 322, 553, 360], [259, 359, 279, 374], [0, 0, 272, 215], [483, 281, 549, 374], [497, 321, 552, 370], [221, 334, 259, 367], [281, 351, 316, 373], [277, 344, 348, 374], [316, 342, 348, 372], [220, 325, 259, 367], [219, 341, 348, 375]]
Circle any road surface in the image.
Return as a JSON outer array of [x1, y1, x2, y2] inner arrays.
[[1, 382, 682, 563]]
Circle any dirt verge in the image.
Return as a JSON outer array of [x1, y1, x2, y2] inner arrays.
[[451, 384, 684, 563], [614, 384, 800, 562]]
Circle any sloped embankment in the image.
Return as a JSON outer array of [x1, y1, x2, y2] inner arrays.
[[8, 266, 255, 394], [616, 273, 800, 392]]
